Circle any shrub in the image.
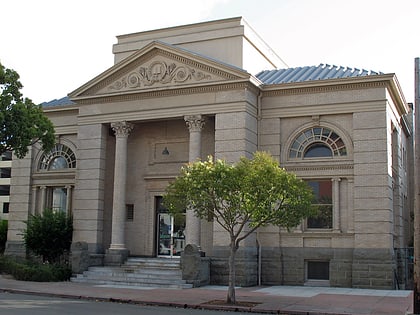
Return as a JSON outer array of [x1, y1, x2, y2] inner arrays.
[[0, 255, 72, 281], [23, 209, 73, 263], [0, 220, 7, 253]]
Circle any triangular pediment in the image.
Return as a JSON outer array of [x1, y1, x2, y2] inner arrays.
[[69, 41, 251, 99]]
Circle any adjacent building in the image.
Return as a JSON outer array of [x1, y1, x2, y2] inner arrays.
[[0, 151, 11, 221], [5, 17, 414, 289]]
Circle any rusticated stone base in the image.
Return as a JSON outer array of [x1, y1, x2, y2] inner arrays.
[[208, 246, 396, 289], [352, 248, 395, 289], [260, 247, 354, 287], [210, 246, 258, 287], [104, 248, 129, 265], [4, 241, 26, 258], [262, 247, 394, 289]]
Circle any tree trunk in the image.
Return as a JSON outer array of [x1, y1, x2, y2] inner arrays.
[[226, 240, 237, 304]]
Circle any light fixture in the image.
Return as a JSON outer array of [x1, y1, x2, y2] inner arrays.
[[162, 146, 169, 155]]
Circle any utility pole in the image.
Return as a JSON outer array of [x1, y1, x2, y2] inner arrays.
[[414, 57, 420, 314]]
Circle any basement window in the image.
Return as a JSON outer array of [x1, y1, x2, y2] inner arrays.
[[306, 260, 330, 286]]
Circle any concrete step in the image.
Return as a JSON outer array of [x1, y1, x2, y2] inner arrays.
[[71, 257, 190, 289], [74, 273, 188, 285], [124, 257, 181, 269], [81, 270, 182, 280], [71, 277, 192, 289], [87, 266, 182, 276]]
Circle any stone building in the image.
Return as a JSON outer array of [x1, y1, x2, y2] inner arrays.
[[0, 151, 11, 221], [5, 17, 413, 289]]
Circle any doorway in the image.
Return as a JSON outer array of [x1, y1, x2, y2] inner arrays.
[[156, 196, 185, 257]]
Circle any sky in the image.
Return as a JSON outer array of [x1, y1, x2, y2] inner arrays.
[[1, 0, 419, 104]]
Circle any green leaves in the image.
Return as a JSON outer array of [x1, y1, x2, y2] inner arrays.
[[164, 152, 315, 305], [23, 209, 73, 263], [0, 62, 55, 158], [164, 151, 314, 240]]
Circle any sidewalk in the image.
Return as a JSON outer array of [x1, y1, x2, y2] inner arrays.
[[0, 275, 413, 315]]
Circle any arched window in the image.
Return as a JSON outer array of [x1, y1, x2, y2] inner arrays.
[[289, 127, 347, 159], [39, 144, 76, 170]]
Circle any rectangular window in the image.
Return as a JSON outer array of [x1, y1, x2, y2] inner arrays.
[[307, 180, 332, 229], [1, 151, 12, 161], [46, 187, 67, 212], [307, 261, 330, 280], [2, 202, 9, 214], [0, 185, 10, 196], [126, 204, 134, 221], [0, 168, 11, 178]]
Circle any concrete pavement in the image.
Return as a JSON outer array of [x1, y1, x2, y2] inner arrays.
[[0, 275, 414, 315]]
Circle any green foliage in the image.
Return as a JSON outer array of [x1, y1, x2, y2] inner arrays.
[[0, 220, 7, 253], [164, 151, 314, 244], [164, 151, 314, 303], [23, 209, 73, 263], [0, 61, 55, 158], [0, 255, 72, 281]]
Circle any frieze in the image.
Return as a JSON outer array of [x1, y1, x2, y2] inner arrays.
[[109, 60, 212, 90], [76, 82, 253, 105]]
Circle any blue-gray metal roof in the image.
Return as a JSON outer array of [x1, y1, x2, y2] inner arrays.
[[41, 96, 75, 107], [256, 64, 383, 85], [41, 64, 383, 107]]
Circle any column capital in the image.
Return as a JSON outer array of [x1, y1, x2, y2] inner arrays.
[[184, 115, 205, 132], [111, 121, 134, 137]]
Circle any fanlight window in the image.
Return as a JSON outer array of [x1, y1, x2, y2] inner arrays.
[[39, 144, 76, 170], [289, 127, 347, 159]]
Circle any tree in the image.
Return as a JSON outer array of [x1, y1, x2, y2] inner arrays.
[[0, 61, 55, 158], [164, 151, 314, 304], [23, 209, 73, 263]]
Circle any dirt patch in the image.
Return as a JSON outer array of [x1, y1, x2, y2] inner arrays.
[[202, 299, 260, 308]]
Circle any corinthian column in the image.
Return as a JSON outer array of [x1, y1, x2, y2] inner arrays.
[[184, 115, 205, 247], [108, 121, 134, 256]]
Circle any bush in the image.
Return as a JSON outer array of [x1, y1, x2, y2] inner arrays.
[[0, 255, 72, 281], [23, 209, 73, 263], [0, 220, 7, 253]]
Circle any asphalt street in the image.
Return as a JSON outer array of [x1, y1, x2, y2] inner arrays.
[[0, 292, 266, 315]]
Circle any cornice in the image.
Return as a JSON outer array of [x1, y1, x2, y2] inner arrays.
[[262, 80, 387, 97], [284, 163, 354, 172], [74, 81, 257, 105], [32, 170, 76, 181], [144, 174, 177, 181], [158, 49, 239, 79]]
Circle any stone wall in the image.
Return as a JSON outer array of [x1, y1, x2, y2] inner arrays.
[[210, 246, 258, 286], [256, 247, 394, 289]]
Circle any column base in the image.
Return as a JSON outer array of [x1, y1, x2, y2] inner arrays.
[[104, 248, 129, 266]]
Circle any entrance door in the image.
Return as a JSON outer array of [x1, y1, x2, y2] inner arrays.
[[156, 196, 185, 257]]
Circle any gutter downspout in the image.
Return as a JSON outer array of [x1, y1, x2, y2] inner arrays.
[[257, 90, 262, 151], [257, 90, 263, 286]]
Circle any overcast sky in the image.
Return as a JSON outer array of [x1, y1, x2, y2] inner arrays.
[[1, 0, 419, 104]]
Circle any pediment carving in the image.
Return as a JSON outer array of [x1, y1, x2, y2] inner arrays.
[[70, 42, 249, 99], [107, 59, 215, 92]]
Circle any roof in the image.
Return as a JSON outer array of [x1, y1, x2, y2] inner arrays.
[[41, 64, 384, 107], [256, 64, 383, 85], [41, 96, 75, 108]]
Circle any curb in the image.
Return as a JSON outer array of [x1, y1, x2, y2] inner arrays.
[[0, 287, 351, 315]]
